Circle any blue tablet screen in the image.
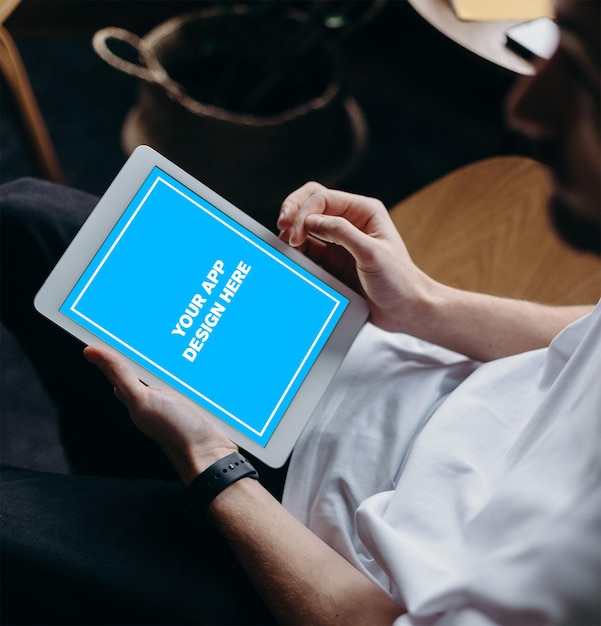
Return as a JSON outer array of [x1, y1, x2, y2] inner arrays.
[[61, 168, 348, 446]]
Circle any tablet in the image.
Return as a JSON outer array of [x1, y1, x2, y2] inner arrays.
[[35, 146, 369, 468]]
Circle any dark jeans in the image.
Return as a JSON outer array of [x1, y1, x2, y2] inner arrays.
[[0, 178, 281, 625]]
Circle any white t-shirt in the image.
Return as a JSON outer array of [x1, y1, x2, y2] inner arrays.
[[283, 304, 601, 625]]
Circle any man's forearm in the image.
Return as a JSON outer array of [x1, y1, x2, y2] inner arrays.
[[402, 281, 593, 362], [84, 344, 403, 624], [207, 477, 403, 626]]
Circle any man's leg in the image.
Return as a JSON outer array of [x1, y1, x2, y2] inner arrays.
[[1, 465, 275, 625], [0, 178, 175, 478]]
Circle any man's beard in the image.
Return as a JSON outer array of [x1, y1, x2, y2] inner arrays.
[[528, 138, 600, 255], [549, 194, 601, 255]]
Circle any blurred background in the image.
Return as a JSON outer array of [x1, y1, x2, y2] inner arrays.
[[1, 0, 530, 471], [1, 0, 524, 210]]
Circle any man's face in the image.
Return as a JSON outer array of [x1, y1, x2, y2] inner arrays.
[[506, 0, 601, 254]]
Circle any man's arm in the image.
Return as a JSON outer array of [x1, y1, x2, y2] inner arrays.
[[84, 345, 404, 626], [208, 477, 402, 626], [400, 284, 592, 362], [278, 182, 594, 362]]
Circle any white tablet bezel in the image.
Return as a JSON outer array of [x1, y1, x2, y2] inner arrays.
[[34, 145, 369, 468]]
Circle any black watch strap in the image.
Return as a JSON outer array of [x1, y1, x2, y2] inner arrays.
[[183, 452, 259, 518]]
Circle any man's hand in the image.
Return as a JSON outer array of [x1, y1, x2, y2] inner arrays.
[[277, 181, 436, 334], [84, 344, 237, 485], [277, 182, 592, 361], [85, 344, 404, 625]]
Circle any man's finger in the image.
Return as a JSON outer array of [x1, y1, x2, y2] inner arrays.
[[84, 344, 144, 404], [304, 214, 378, 270]]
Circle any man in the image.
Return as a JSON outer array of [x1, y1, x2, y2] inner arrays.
[[2, 1, 599, 624]]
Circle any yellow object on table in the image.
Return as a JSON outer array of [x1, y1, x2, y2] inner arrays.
[[451, 0, 554, 22]]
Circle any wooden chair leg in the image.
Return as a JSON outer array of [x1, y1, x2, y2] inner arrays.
[[0, 24, 64, 183]]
